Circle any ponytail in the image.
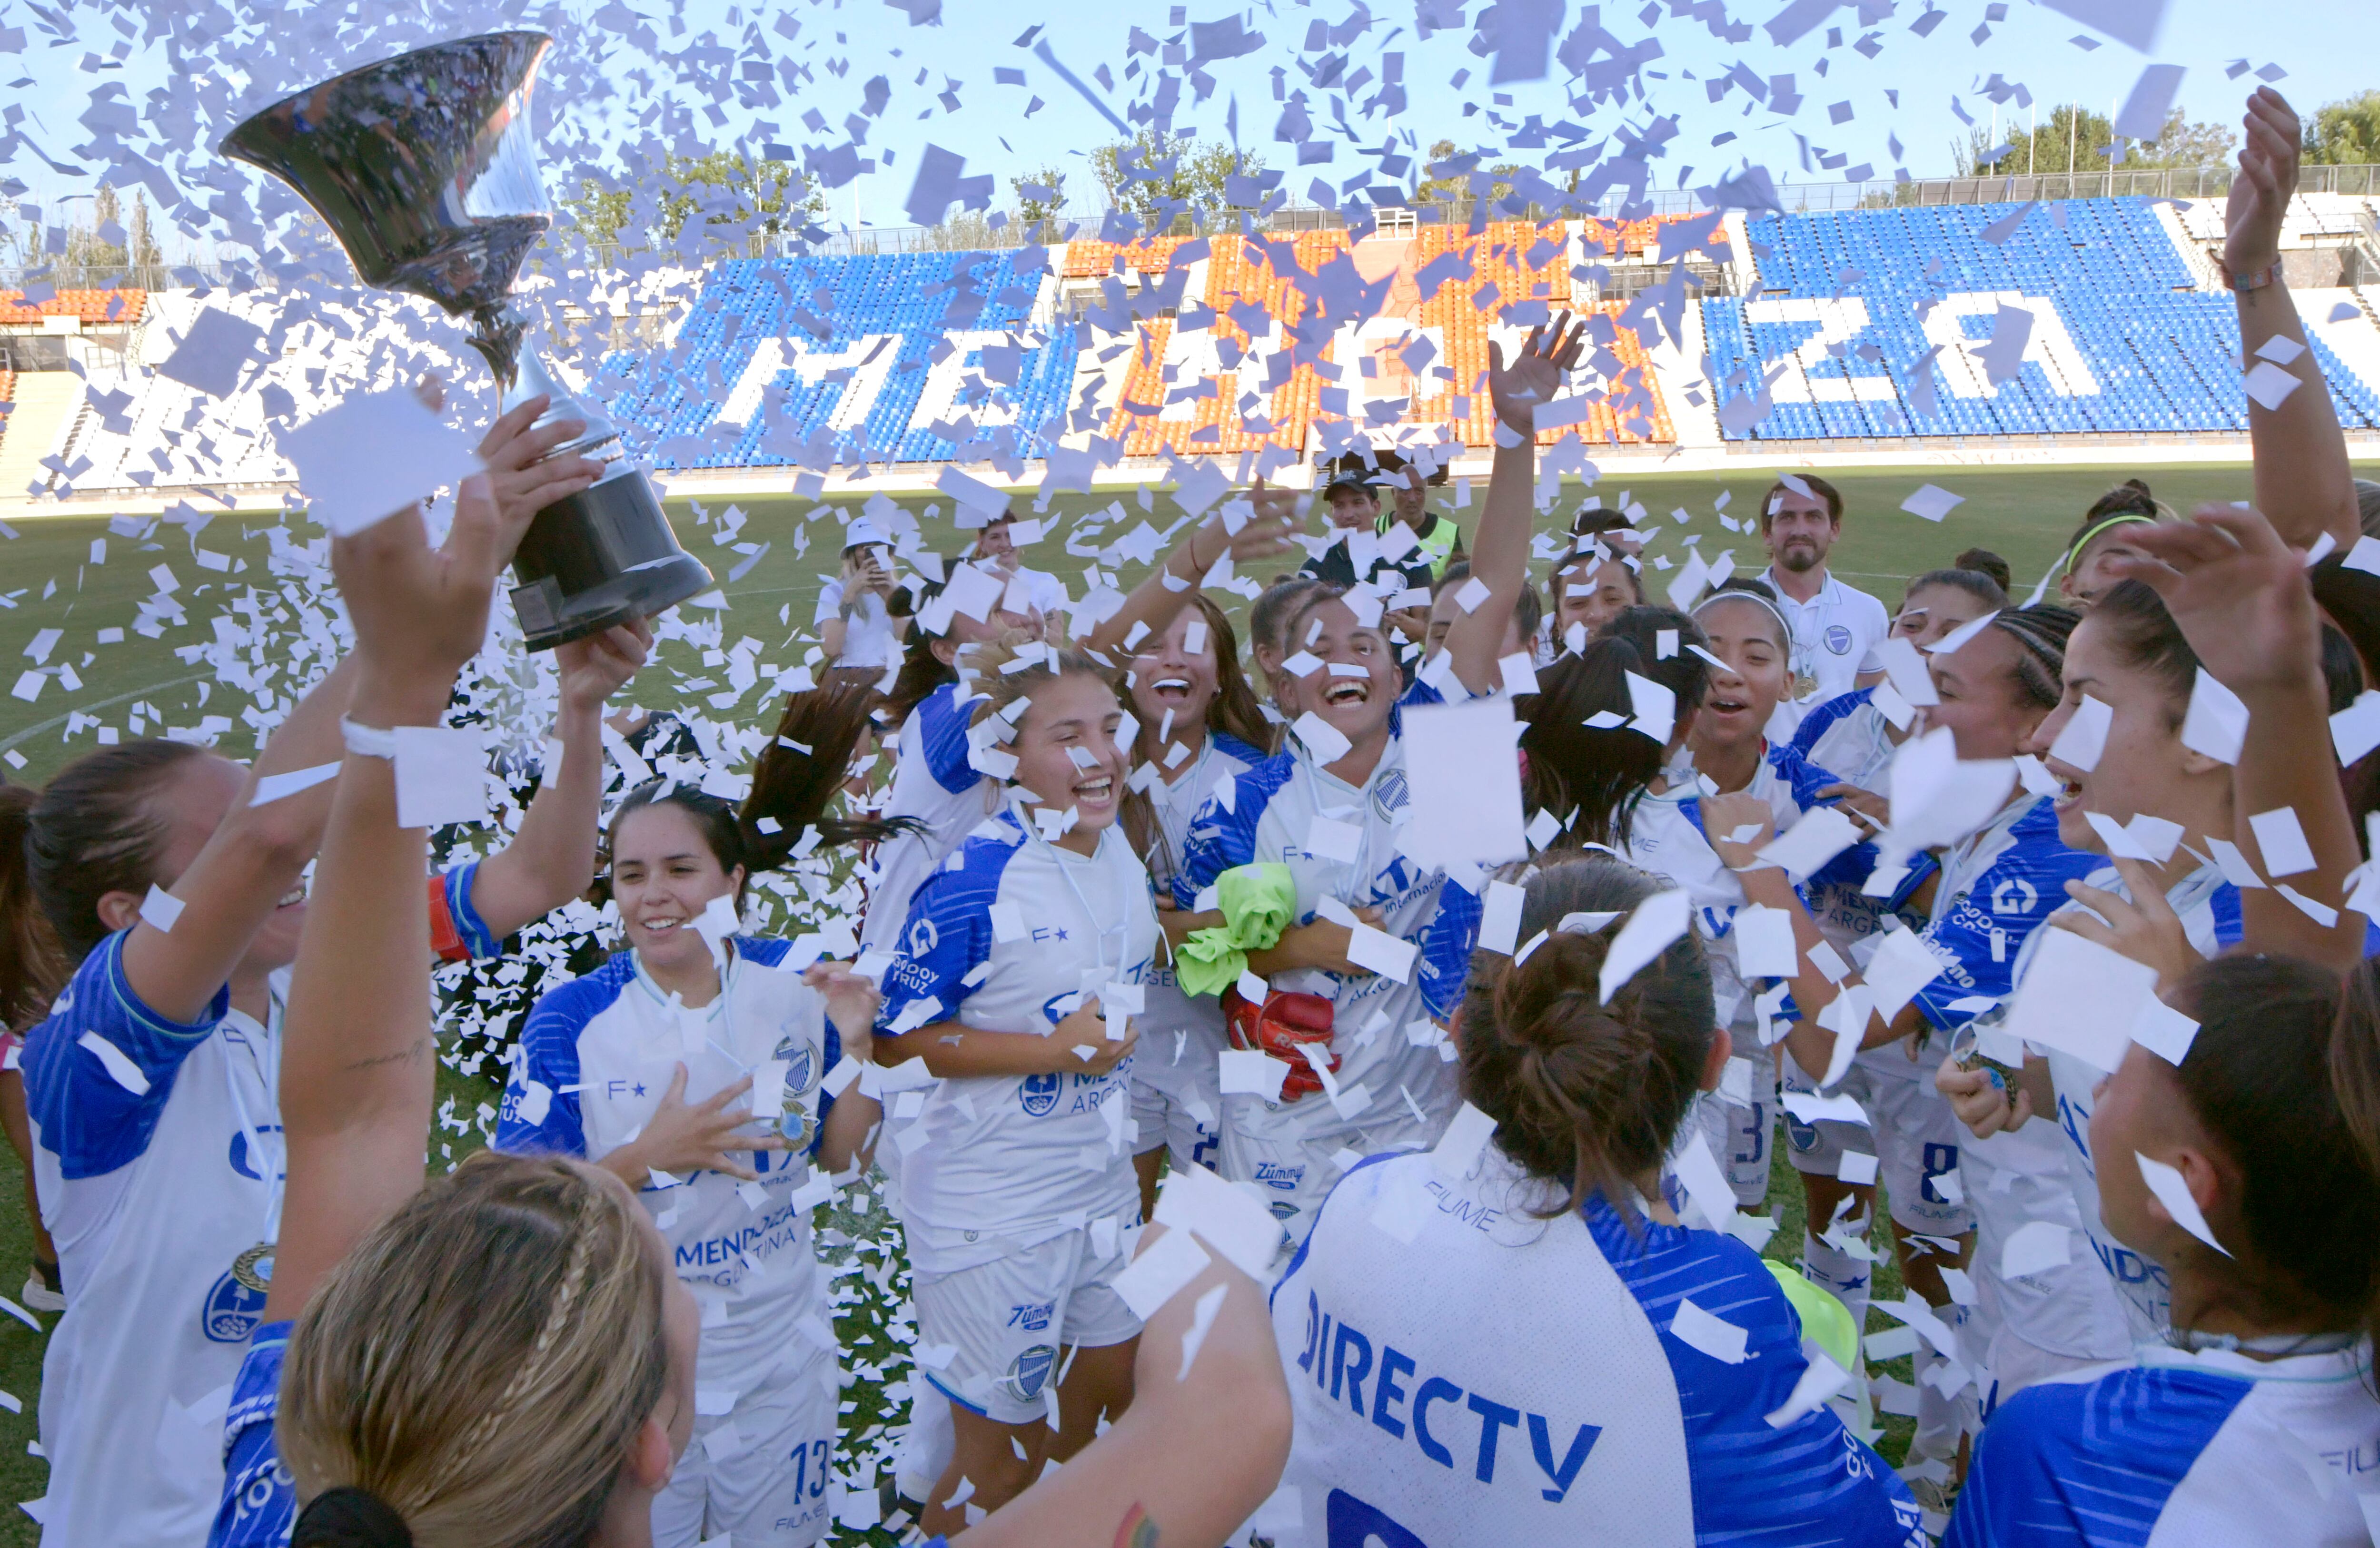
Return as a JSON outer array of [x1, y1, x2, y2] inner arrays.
[[1520, 606, 1710, 851], [740, 678, 920, 862], [1456, 855, 1715, 1219], [2169, 956, 2380, 1352], [292, 1485, 413, 1547], [880, 562, 962, 729], [21, 739, 206, 968], [0, 785, 64, 1027]]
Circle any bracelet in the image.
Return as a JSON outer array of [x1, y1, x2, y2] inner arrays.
[[2218, 258, 2280, 293], [339, 716, 399, 760]]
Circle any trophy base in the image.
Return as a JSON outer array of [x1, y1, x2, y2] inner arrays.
[[508, 466, 714, 652]]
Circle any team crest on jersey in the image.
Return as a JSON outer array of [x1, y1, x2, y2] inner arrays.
[[1003, 1343, 1059, 1404], [1253, 1161, 1304, 1191], [1825, 623, 1854, 655], [907, 917, 940, 956], [1372, 767, 1409, 823], [1020, 1072, 1061, 1116], [203, 1268, 268, 1344], [1990, 877, 2038, 915], [771, 1039, 818, 1099]]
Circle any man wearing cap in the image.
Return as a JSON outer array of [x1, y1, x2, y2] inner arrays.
[[1755, 473, 1887, 734], [1299, 470, 1440, 596], [970, 508, 1071, 643], [817, 516, 907, 678]]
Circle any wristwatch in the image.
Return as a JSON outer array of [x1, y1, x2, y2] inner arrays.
[[2218, 257, 2280, 292]]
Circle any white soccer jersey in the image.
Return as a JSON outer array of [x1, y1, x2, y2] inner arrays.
[[22, 937, 283, 1548], [1949, 1339, 2380, 1548], [861, 681, 1000, 953], [497, 936, 844, 1386], [1902, 796, 2128, 1368], [1621, 741, 1865, 1032], [1172, 725, 1472, 1233], [1758, 566, 1890, 726], [1268, 1144, 1925, 1548], [1132, 731, 1266, 1159], [1790, 688, 1898, 796], [2022, 863, 2241, 1344], [876, 808, 1158, 1273]]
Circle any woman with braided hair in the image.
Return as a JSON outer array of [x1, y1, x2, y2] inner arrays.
[[1265, 853, 1921, 1547]]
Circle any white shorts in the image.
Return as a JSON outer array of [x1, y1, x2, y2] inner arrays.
[[1782, 1047, 1975, 1236], [1215, 1089, 1447, 1251], [1128, 1031, 1223, 1174], [652, 1345, 838, 1548], [1693, 1082, 1775, 1211], [911, 1226, 1143, 1425]]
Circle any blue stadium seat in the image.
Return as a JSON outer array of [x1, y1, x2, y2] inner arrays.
[[1701, 198, 2380, 442], [598, 251, 1076, 469]]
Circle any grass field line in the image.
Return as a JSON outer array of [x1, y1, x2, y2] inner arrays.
[[0, 673, 208, 754]]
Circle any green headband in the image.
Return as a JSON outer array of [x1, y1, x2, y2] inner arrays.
[[2061, 513, 2158, 579]]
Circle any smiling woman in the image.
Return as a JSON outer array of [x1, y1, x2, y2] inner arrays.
[[870, 640, 1160, 1537], [495, 776, 890, 1548]]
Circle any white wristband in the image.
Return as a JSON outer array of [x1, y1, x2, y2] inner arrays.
[[339, 716, 399, 760]]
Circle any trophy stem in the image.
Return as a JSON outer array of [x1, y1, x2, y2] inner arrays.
[[468, 302, 528, 388]]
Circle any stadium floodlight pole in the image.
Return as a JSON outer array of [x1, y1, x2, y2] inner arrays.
[[218, 30, 713, 652]]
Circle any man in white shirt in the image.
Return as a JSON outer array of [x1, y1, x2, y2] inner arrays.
[[1754, 473, 1887, 737], [972, 509, 1071, 642]]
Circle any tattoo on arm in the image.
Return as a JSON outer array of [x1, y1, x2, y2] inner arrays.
[[1113, 1504, 1160, 1548]]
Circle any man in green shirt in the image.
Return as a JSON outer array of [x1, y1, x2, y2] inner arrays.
[[1378, 461, 1463, 580]]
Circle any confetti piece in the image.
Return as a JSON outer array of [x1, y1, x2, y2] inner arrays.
[[1668, 1297, 1752, 1364], [2136, 1152, 2227, 1254]]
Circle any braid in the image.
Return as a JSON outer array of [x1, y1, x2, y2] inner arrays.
[[448, 1186, 603, 1461]]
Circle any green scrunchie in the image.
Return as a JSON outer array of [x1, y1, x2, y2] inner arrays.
[[1173, 862, 1298, 998]]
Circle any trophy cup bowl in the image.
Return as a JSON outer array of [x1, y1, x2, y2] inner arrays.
[[219, 30, 713, 651]]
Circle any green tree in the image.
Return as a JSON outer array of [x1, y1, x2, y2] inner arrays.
[[1012, 167, 1068, 225], [562, 152, 823, 258], [63, 185, 129, 275], [1414, 138, 1466, 208], [1091, 131, 1268, 228], [2306, 89, 2380, 165], [1956, 105, 2233, 176]]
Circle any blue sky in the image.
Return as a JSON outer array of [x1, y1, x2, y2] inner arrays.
[[813, 0, 2373, 223], [4, 0, 2372, 246]]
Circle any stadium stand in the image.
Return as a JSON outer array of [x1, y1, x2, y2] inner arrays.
[[1702, 197, 2380, 440], [1096, 219, 1680, 456], [0, 289, 146, 326], [8, 197, 2380, 500], [597, 249, 1074, 470]]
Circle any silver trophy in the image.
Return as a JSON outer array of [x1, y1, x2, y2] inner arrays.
[[220, 30, 712, 651]]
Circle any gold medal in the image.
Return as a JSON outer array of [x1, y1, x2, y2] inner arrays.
[[232, 1241, 275, 1294]]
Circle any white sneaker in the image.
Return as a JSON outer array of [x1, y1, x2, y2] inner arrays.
[[20, 1271, 62, 1314]]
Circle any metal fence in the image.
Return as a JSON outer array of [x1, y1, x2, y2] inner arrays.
[[792, 163, 2380, 252]]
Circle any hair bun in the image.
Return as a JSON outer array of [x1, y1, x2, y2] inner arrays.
[[294, 1487, 415, 1548]]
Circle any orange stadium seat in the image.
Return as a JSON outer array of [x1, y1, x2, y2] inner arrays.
[[1101, 222, 1672, 454], [0, 289, 145, 325]]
